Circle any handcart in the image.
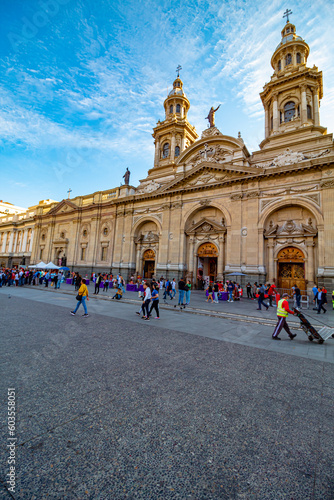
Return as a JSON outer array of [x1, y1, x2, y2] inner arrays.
[[294, 309, 334, 344]]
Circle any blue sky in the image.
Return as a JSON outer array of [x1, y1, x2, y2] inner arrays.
[[1, 0, 334, 207]]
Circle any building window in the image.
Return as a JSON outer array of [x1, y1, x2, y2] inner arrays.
[[169, 105, 173, 113], [162, 143, 169, 158], [307, 105, 312, 119], [296, 53, 301, 64], [41, 233, 46, 241], [175, 145, 180, 157], [40, 249, 43, 260], [176, 104, 181, 113], [101, 246, 107, 261], [60, 232, 65, 239], [284, 101, 295, 122], [81, 247, 86, 261], [285, 53, 292, 66], [83, 229, 87, 237], [278, 60, 281, 71], [103, 227, 108, 236]]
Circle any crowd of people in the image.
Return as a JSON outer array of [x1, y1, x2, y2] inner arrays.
[[0, 268, 65, 287]]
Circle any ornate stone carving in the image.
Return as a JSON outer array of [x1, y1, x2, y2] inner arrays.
[[136, 180, 161, 194], [230, 193, 243, 200], [241, 227, 247, 236], [245, 191, 260, 198], [264, 219, 317, 238], [320, 179, 334, 189], [201, 126, 222, 139], [199, 199, 210, 206], [254, 148, 330, 169]]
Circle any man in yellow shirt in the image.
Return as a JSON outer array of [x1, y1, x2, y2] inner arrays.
[[71, 279, 89, 317]]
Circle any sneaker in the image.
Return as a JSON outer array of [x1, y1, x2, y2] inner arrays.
[[142, 316, 147, 319], [290, 334, 297, 340], [144, 317, 150, 321], [155, 317, 160, 319], [70, 311, 75, 316], [136, 312, 141, 316], [272, 337, 281, 340], [82, 314, 89, 317]]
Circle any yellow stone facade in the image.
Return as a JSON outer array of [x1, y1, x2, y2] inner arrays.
[[1, 21, 334, 291]]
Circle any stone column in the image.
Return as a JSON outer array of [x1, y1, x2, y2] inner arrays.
[[217, 235, 225, 278], [181, 135, 185, 151], [300, 85, 307, 125], [2, 232, 7, 253], [135, 243, 142, 274], [264, 104, 269, 138], [306, 240, 314, 285], [170, 135, 175, 162], [267, 239, 275, 282], [8, 231, 15, 253], [313, 87, 320, 126], [273, 95, 279, 133], [29, 229, 34, 252], [22, 229, 28, 252], [188, 237, 195, 275], [154, 139, 160, 166]]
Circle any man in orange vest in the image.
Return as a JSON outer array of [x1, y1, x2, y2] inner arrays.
[[272, 293, 296, 340]]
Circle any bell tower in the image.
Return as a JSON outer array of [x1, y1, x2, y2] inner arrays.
[[152, 67, 198, 169], [259, 11, 325, 149]]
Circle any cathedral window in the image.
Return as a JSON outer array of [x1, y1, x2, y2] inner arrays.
[[101, 246, 107, 261], [176, 104, 181, 113], [162, 143, 169, 158], [296, 53, 301, 64], [81, 247, 86, 261], [278, 60, 281, 71], [175, 145, 180, 157], [169, 105, 173, 113], [285, 53, 292, 66], [103, 227, 108, 236], [40, 249, 43, 260], [307, 105, 312, 119], [284, 101, 295, 122]]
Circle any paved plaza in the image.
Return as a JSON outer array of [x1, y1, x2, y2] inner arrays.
[[0, 285, 334, 499]]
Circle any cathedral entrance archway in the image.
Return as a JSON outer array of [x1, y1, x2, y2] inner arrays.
[[143, 249, 155, 279], [197, 242, 218, 286], [277, 247, 306, 291]]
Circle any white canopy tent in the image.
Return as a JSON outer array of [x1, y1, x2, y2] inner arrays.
[[44, 262, 60, 269], [28, 261, 47, 269]]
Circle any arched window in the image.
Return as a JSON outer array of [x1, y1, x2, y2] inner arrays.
[[284, 101, 295, 122], [307, 105, 312, 119], [169, 105, 173, 114], [175, 145, 180, 157], [176, 104, 181, 113], [278, 60, 281, 71], [162, 143, 169, 158], [296, 53, 301, 64], [285, 53, 292, 66]]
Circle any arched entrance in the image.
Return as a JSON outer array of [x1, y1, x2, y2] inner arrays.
[[277, 247, 306, 291], [143, 249, 155, 279], [197, 242, 218, 286]]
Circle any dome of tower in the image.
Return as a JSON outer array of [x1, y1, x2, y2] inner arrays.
[[168, 77, 186, 97], [271, 21, 309, 74]]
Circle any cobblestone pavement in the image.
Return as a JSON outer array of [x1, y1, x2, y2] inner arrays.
[[0, 289, 333, 499]]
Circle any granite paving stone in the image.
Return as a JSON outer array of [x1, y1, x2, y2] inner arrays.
[[0, 292, 333, 499]]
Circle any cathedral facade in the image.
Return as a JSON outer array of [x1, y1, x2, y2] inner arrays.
[[1, 20, 334, 292]]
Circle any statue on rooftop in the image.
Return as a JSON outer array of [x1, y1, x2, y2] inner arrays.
[[206, 105, 221, 128], [123, 167, 130, 185]]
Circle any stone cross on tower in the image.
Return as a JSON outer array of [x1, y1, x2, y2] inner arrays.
[[176, 65, 182, 77], [283, 8, 292, 23], [67, 188, 72, 199]]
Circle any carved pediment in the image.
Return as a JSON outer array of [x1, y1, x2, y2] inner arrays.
[[264, 220, 317, 238], [186, 218, 226, 235], [160, 165, 244, 193], [136, 180, 161, 195], [135, 230, 159, 244], [47, 199, 78, 215]]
